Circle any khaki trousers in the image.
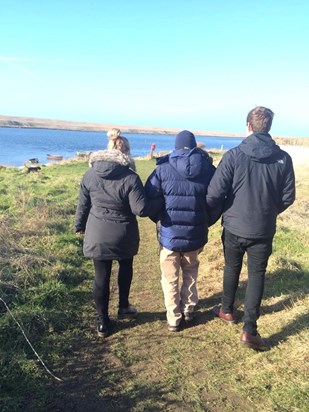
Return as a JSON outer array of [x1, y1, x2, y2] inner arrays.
[[159, 246, 202, 326]]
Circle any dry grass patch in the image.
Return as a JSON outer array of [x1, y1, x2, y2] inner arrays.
[[274, 137, 309, 146]]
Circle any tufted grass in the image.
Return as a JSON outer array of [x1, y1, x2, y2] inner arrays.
[[0, 153, 308, 411]]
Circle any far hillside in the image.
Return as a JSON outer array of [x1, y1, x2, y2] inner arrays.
[[1, 114, 309, 146], [0, 114, 243, 137], [0, 115, 244, 137]]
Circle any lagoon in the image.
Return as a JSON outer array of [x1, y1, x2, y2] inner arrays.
[[0, 127, 243, 167]]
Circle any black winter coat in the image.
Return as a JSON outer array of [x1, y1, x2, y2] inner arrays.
[[206, 133, 295, 239], [75, 150, 151, 260]]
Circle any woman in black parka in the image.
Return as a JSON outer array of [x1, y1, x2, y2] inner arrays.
[[75, 147, 153, 337]]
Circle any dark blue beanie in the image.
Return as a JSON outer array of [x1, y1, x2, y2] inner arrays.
[[175, 130, 197, 150]]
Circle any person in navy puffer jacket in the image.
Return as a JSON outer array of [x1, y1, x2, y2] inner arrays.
[[145, 130, 216, 332]]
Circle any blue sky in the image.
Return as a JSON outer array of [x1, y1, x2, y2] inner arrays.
[[1, 0, 309, 137]]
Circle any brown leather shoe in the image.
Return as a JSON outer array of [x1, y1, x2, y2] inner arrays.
[[213, 305, 235, 326], [240, 331, 270, 351]]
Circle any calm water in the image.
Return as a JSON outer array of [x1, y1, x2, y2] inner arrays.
[[0, 127, 243, 167]]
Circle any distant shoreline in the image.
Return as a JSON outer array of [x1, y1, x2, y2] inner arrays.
[[1, 115, 308, 144], [0, 114, 244, 138], [1, 144, 306, 170]]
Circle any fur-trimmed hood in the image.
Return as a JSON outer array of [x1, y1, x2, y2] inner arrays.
[[88, 149, 131, 179], [89, 149, 131, 167]]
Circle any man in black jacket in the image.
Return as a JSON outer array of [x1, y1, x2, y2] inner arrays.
[[206, 106, 295, 350]]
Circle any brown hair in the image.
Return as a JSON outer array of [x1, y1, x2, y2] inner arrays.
[[246, 106, 274, 133]]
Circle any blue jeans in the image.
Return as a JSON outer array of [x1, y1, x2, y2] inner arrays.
[[221, 229, 273, 335]]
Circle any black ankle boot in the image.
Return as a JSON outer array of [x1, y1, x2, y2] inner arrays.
[[97, 318, 110, 338]]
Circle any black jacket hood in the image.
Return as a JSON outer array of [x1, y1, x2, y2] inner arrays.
[[239, 132, 281, 162], [89, 149, 130, 179]]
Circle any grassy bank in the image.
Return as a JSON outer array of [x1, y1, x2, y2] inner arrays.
[[0, 153, 308, 411], [274, 137, 309, 146]]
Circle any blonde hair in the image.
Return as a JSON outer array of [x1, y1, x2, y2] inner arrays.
[[107, 128, 121, 140], [107, 136, 131, 156], [89, 133, 136, 170], [107, 135, 136, 171]]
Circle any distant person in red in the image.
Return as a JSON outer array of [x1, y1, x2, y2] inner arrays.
[[206, 106, 295, 351], [150, 143, 156, 158]]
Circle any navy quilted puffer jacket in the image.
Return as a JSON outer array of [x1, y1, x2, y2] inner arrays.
[[145, 148, 216, 252]]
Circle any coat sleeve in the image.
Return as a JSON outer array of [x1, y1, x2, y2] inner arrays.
[[144, 169, 164, 222], [74, 176, 91, 232], [128, 174, 162, 217], [279, 154, 296, 213], [206, 152, 234, 224], [127, 175, 148, 216]]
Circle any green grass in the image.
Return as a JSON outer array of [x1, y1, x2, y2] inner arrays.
[[0, 155, 308, 411]]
